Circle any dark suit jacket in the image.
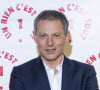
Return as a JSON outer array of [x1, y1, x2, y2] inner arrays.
[[9, 56, 99, 90]]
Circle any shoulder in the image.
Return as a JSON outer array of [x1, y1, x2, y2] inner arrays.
[[64, 57, 96, 75], [13, 56, 41, 71], [64, 56, 91, 67]]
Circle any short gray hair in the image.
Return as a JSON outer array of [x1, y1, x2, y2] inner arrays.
[[34, 10, 69, 35]]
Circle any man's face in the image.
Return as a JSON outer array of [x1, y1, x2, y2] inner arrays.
[[35, 20, 68, 61]]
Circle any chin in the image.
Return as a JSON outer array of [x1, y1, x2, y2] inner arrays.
[[45, 58, 57, 61], [44, 55, 59, 61]]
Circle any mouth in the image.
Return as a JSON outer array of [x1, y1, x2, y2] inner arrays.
[[45, 48, 56, 54]]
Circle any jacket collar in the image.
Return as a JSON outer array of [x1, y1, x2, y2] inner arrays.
[[34, 56, 72, 90], [61, 56, 72, 90]]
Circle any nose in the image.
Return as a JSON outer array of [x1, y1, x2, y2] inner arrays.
[[47, 37, 54, 47]]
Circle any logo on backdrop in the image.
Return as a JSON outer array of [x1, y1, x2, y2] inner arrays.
[[0, 87, 3, 90], [0, 3, 37, 43], [0, 66, 3, 90], [58, 3, 92, 40], [0, 66, 3, 76], [86, 52, 100, 65], [0, 51, 18, 64]]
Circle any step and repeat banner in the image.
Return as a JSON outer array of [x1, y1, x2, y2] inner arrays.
[[0, 0, 100, 89]]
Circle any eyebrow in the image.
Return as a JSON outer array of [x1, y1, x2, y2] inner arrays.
[[39, 32, 60, 35]]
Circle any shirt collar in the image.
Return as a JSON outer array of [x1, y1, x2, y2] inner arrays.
[[43, 55, 64, 72]]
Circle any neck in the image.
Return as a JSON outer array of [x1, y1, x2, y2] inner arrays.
[[41, 55, 63, 69]]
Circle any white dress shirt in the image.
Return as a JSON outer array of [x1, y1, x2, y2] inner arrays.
[[43, 58, 63, 90]]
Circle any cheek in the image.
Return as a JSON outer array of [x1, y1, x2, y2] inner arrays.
[[55, 39, 66, 47], [37, 40, 46, 48]]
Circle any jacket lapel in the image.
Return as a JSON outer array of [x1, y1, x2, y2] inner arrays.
[[32, 56, 72, 90], [61, 56, 72, 90], [33, 57, 50, 90]]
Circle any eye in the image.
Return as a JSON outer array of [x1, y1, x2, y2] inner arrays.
[[40, 34, 47, 38], [53, 34, 60, 38], [54, 34, 59, 37]]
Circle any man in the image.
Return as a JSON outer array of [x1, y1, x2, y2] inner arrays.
[[9, 10, 99, 90]]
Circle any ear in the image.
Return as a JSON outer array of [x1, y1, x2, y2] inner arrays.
[[33, 31, 37, 43], [65, 31, 71, 43]]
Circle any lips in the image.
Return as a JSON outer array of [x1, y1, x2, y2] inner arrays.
[[45, 48, 56, 54]]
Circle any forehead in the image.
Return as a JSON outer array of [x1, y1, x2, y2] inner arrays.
[[38, 19, 62, 25], [37, 20, 64, 34]]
